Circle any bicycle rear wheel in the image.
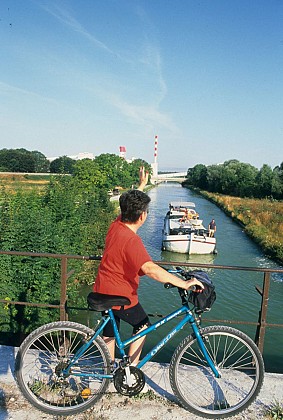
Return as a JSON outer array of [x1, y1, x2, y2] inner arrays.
[[15, 321, 111, 416], [169, 325, 264, 418]]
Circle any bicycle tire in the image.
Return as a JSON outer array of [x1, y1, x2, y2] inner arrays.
[[15, 321, 112, 416], [169, 325, 264, 418]]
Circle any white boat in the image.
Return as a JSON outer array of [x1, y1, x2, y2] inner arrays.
[[161, 202, 217, 254]]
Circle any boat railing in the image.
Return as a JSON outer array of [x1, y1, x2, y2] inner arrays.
[[0, 250, 282, 355]]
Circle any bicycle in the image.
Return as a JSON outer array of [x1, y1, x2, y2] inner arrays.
[[15, 268, 264, 418]]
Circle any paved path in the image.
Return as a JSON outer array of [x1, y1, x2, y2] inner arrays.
[[0, 345, 282, 419]]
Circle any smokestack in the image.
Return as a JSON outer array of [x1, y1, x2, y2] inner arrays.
[[119, 146, 126, 159], [154, 135, 158, 164], [151, 135, 158, 178]]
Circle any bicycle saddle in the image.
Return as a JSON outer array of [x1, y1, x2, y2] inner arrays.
[[87, 292, 131, 311]]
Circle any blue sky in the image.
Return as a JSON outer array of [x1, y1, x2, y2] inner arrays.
[[1, 0, 282, 170]]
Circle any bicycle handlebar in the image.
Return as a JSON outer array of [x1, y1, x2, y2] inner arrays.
[[163, 266, 197, 290]]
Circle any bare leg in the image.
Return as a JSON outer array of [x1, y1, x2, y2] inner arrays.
[[103, 336, 116, 362], [129, 325, 147, 366]]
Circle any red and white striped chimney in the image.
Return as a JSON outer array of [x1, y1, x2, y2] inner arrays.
[[154, 135, 158, 164], [151, 135, 158, 178], [119, 146, 126, 159]]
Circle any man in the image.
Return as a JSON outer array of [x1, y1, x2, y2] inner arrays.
[[94, 167, 204, 365], [208, 219, 216, 237]]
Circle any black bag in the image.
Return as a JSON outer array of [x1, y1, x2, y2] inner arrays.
[[186, 270, 216, 313]]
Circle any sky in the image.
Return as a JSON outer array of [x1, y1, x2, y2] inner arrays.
[[0, 0, 282, 171]]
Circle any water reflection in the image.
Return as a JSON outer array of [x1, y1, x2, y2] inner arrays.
[[160, 250, 216, 265]]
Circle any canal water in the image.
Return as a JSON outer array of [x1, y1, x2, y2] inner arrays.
[[81, 183, 283, 373], [139, 183, 283, 373]]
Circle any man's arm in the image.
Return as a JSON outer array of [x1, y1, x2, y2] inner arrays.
[[137, 166, 149, 191], [141, 261, 204, 291]]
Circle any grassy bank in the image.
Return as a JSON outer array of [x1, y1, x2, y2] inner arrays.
[[199, 191, 283, 264], [0, 173, 51, 192]]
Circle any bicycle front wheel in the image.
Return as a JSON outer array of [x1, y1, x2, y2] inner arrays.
[[169, 325, 264, 418], [15, 321, 111, 416]]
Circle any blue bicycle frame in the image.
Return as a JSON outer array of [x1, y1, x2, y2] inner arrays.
[[63, 303, 220, 379]]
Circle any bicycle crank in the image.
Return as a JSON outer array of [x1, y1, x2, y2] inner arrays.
[[113, 366, 145, 396]]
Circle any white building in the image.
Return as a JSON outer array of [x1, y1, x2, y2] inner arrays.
[[47, 152, 94, 162]]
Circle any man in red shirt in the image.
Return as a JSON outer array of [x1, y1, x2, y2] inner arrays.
[[94, 168, 204, 365]]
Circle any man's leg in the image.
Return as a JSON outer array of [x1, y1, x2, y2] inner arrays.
[[103, 336, 116, 362], [129, 324, 147, 366]]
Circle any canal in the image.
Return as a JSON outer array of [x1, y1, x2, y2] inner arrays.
[[80, 182, 283, 373], [138, 182, 283, 373]]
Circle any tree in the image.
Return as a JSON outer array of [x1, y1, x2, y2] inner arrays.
[[233, 162, 258, 197], [256, 164, 273, 198], [31, 150, 50, 173], [72, 159, 107, 192], [271, 163, 283, 199], [0, 148, 36, 172], [50, 156, 75, 174], [186, 164, 208, 189], [94, 154, 128, 189], [206, 165, 223, 193]]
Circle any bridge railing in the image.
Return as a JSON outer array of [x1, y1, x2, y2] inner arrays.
[[0, 250, 282, 355]]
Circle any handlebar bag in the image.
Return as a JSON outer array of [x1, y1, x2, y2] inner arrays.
[[187, 270, 216, 313]]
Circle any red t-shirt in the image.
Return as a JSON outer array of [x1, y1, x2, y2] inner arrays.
[[93, 217, 152, 308]]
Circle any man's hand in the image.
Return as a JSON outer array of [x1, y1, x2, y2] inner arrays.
[[184, 277, 204, 291], [137, 166, 149, 191]]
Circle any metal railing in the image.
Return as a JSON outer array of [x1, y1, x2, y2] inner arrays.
[[0, 250, 282, 354]]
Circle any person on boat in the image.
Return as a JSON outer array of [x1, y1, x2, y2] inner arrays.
[[180, 208, 189, 222], [93, 167, 204, 366], [208, 219, 216, 237]]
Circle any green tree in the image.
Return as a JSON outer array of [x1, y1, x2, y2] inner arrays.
[[271, 163, 283, 199], [186, 164, 208, 189], [73, 159, 107, 192], [233, 162, 258, 197], [256, 164, 273, 198], [31, 150, 50, 173], [50, 156, 75, 174], [206, 165, 223, 193], [0, 148, 36, 172], [94, 154, 128, 189]]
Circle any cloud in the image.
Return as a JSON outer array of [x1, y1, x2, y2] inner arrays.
[[104, 90, 178, 133], [40, 3, 116, 56], [32, 2, 179, 137], [0, 81, 63, 108]]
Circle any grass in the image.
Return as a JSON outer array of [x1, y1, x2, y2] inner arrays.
[[0, 173, 51, 192], [200, 191, 283, 264], [264, 401, 283, 419]]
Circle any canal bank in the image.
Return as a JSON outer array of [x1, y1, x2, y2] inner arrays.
[[194, 188, 283, 265], [0, 345, 282, 420]]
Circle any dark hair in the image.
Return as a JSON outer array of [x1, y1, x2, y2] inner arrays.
[[119, 190, 151, 223]]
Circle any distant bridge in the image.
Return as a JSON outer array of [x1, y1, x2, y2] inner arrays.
[[150, 171, 187, 184]]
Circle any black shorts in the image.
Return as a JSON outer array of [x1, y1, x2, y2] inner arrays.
[[103, 302, 150, 338]]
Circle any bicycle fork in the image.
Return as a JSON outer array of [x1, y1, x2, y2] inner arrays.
[[191, 321, 221, 378]]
